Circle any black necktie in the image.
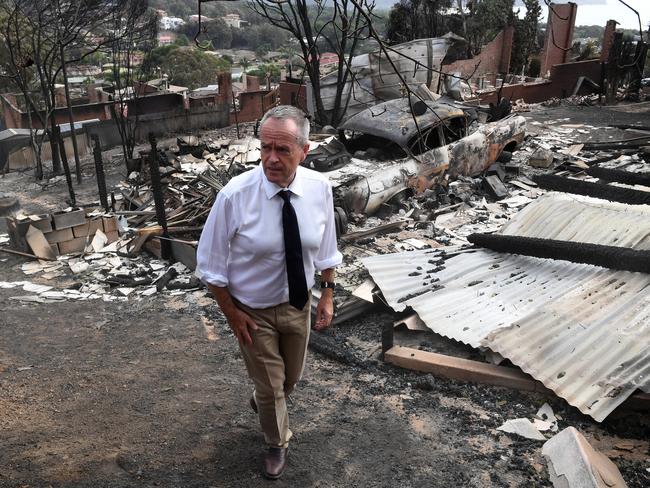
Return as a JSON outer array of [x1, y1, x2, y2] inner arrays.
[[278, 190, 308, 309]]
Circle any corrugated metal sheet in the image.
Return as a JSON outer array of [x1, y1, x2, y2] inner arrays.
[[363, 248, 650, 421], [498, 192, 650, 249]]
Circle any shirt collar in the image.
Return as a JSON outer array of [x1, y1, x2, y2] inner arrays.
[[260, 165, 305, 200]]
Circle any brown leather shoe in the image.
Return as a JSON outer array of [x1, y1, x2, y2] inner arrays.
[[250, 396, 258, 414], [263, 447, 288, 480]]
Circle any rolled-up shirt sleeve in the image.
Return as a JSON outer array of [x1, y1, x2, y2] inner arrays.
[[196, 191, 235, 287], [314, 184, 343, 271]]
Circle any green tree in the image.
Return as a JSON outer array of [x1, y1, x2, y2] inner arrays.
[[255, 43, 272, 59], [231, 25, 259, 48], [510, 0, 542, 75], [385, 2, 413, 45], [257, 24, 288, 49], [161, 48, 230, 89], [466, 0, 514, 55], [248, 62, 281, 83], [203, 19, 233, 49], [174, 33, 190, 46], [141, 44, 179, 79]]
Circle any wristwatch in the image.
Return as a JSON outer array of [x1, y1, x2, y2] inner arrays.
[[320, 281, 336, 289]]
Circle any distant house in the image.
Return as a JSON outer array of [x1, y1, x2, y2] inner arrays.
[[319, 52, 339, 71], [160, 16, 185, 31], [158, 32, 177, 46], [67, 65, 102, 78], [306, 52, 339, 75], [222, 13, 248, 28], [140, 78, 189, 97], [189, 14, 212, 23]]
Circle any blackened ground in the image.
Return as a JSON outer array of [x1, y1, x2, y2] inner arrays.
[[1, 262, 648, 488]]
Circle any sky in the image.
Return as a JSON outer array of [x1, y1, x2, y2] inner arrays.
[[515, 0, 649, 31]]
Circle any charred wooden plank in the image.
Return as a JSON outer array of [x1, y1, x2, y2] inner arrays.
[[468, 233, 650, 274], [533, 174, 650, 205], [586, 166, 650, 187]]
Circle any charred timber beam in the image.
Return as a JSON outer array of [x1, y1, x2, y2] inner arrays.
[[381, 321, 394, 359], [586, 166, 650, 187], [92, 134, 109, 211], [104, 276, 153, 287], [533, 174, 650, 205], [582, 135, 650, 151], [608, 124, 650, 132], [467, 234, 650, 274], [309, 331, 366, 367], [148, 133, 172, 260], [155, 267, 178, 292]]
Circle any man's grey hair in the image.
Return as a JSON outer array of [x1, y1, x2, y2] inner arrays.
[[260, 105, 310, 146]]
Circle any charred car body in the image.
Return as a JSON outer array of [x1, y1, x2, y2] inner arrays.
[[304, 97, 526, 217]]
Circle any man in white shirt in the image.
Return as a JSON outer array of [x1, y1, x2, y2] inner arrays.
[[196, 105, 342, 479]]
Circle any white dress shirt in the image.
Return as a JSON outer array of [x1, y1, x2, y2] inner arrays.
[[196, 165, 343, 308]]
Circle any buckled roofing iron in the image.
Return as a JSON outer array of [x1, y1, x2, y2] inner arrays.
[[363, 194, 650, 421]]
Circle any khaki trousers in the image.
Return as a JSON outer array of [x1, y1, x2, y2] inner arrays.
[[235, 297, 311, 448]]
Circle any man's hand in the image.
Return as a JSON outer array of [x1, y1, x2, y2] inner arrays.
[[207, 284, 258, 346], [224, 307, 258, 346], [314, 291, 334, 331]]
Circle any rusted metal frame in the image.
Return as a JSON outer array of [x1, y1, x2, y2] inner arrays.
[[534, 174, 650, 205], [147, 133, 172, 260], [468, 233, 650, 274], [408, 161, 448, 193]]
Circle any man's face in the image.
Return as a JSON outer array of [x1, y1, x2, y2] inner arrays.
[[260, 117, 309, 188]]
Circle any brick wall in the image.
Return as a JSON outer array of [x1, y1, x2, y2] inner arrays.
[[1, 95, 21, 129], [540, 2, 578, 76], [246, 75, 260, 92], [600, 20, 618, 62], [477, 59, 602, 105], [127, 93, 182, 116], [442, 26, 515, 83], [279, 81, 308, 112], [1, 97, 112, 130], [230, 90, 269, 124], [216, 72, 232, 104]]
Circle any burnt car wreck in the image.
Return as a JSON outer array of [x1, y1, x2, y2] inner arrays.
[[303, 97, 526, 218]]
